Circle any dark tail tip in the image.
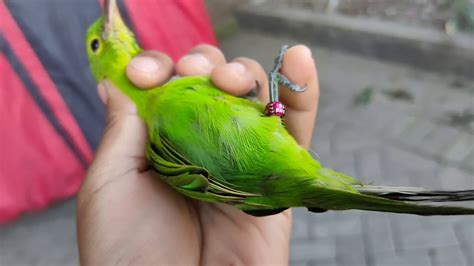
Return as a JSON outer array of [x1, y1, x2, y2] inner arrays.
[[355, 185, 474, 203]]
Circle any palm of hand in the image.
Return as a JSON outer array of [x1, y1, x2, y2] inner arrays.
[[79, 150, 290, 265]]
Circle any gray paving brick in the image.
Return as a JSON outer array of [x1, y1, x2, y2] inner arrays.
[[444, 132, 474, 164], [0, 200, 78, 266], [354, 148, 383, 184], [437, 166, 474, 190], [290, 239, 336, 261], [433, 90, 474, 114], [398, 223, 459, 250], [335, 234, 367, 266], [358, 99, 409, 135], [292, 208, 311, 240], [310, 215, 362, 238], [329, 124, 379, 155], [289, 260, 310, 266], [372, 250, 432, 266], [362, 213, 396, 252], [430, 246, 467, 266], [462, 150, 474, 173], [454, 221, 474, 266], [375, 148, 413, 186], [382, 146, 439, 187], [331, 154, 359, 180], [311, 123, 333, 161], [384, 146, 438, 173], [399, 119, 438, 149], [420, 214, 467, 228], [403, 166, 439, 187], [420, 125, 461, 158], [385, 115, 417, 138], [312, 120, 335, 141], [308, 258, 338, 266], [389, 214, 425, 251]]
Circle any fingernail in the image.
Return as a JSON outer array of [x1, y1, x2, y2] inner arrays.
[[129, 56, 160, 73], [181, 53, 213, 73], [227, 62, 246, 75]]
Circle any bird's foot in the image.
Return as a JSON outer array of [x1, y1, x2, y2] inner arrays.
[[265, 45, 307, 117]]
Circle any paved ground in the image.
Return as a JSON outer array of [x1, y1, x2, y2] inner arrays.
[[1, 31, 473, 265]]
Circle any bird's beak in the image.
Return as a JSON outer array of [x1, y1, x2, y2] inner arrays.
[[103, 0, 124, 38]]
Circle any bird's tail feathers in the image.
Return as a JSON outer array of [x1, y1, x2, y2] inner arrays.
[[354, 185, 474, 202], [305, 185, 474, 216]]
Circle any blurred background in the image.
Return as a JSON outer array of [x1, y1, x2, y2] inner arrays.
[[1, 0, 473, 265]]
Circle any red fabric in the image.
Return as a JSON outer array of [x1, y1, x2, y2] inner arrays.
[[0, 54, 85, 223], [0, 0, 216, 223], [0, 2, 93, 162], [0, 1, 92, 223], [123, 0, 218, 60]]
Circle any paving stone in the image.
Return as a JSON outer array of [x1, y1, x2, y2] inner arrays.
[[289, 260, 310, 266], [385, 115, 417, 138], [335, 234, 367, 266], [389, 214, 425, 252], [290, 239, 336, 261], [462, 150, 474, 172], [382, 146, 439, 186], [311, 123, 333, 160], [308, 258, 338, 266], [444, 132, 474, 164], [372, 250, 432, 266], [372, 147, 412, 186], [437, 166, 474, 190], [329, 123, 379, 155], [430, 246, 468, 266], [292, 208, 311, 240], [432, 89, 474, 115], [404, 166, 439, 187], [0, 200, 78, 266], [310, 215, 362, 238], [399, 119, 438, 149], [354, 148, 384, 183], [398, 223, 459, 250], [362, 213, 396, 252], [383, 161, 427, 187], [385, 146, 438, 173], [420, 125, 461, 158], [454, 221, 474, 266], [358, 97, 410, 135], [327, 152, 359, 179]]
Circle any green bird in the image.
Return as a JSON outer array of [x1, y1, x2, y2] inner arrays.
[[85, 0, 474, 216]]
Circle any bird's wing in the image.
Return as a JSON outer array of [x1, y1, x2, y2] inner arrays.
[[147, 134, 260, 204]]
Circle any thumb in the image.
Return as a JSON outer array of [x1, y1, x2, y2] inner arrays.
[[89, 81, 149, 179]]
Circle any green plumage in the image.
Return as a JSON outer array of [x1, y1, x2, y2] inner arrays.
[[85, 2, 474, 216]]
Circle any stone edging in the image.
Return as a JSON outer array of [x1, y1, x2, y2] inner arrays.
[[235, 3, 474, 79]]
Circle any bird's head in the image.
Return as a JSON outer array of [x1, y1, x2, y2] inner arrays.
[[86, 0, 140, 82]]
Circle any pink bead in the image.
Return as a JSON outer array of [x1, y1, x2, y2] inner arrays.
[[265, 101, 286, 117]]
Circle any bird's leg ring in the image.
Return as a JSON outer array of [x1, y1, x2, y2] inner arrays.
[[265, 45, 307, 117]]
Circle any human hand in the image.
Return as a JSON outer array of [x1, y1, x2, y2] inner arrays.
[[77, 44, 319, 265]]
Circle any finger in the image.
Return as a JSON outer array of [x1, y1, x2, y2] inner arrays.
[[92, 81, 148, 177], [126, 50, 174, 89], [176, 44, 226, 76], [279, 45, 319, 148], [211, 57, 269, 98]]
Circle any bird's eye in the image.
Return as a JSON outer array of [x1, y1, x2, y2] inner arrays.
[[90, 39, 100, 53]]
